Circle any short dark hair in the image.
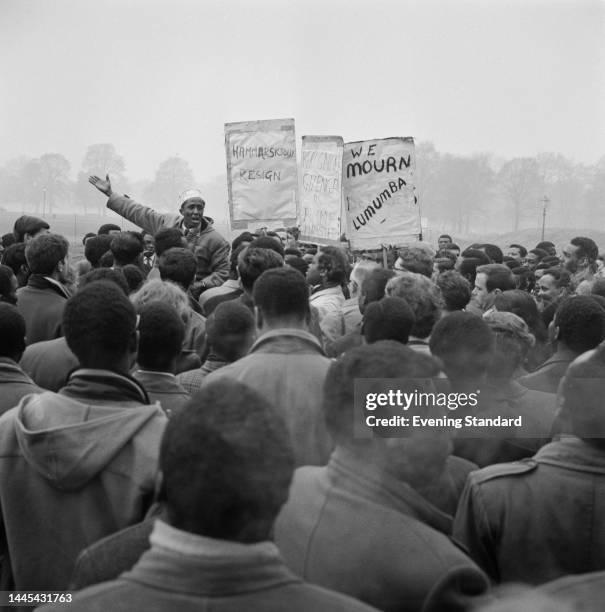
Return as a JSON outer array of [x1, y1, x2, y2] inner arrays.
[[363, 297, 415, 344], [360, 268, 396, 313], [477, 244, 503, 264], [249, 236, 285, 258], [436, 271, 471, 311], [78, 268, 129, 295], [571, 237, 598, 264], [285, 255, 308, 277], [253, 267, 310, 322], [25, 233, 69, 275], [121, 264, 145, 293], [430, 312, 494, 382], [154, 228, 185, 257], [13, 215, 50, 243], [159, 379, 294, 539], [536, 241, 556, 255], [509, 244, 528, 258], [439, 234, 453, 243], [207, 301, 255, 362], [555, 297, 605, 354], [541, 267, 571, 289], [1, 233, 16, 249], [97, 223, 121, 235], [110, 232, 143, 267], [0, 265, 17, 304], [1, 243, 27, 277], [323, 342, 441, 445], [0, 303, 26, 360], [238, 247, 283, 292], [529, 248, 548, 261], [396, 246, 433, 278], [84, 235, 113, 268], [231, 231, 255, 252], [98, 251, 114, 268], [475, 263, 516, 292], [159, 247, 196, 289], [137, 301, 185, 371], [82, 232, 96, 245], [63, 281, 137, 366]]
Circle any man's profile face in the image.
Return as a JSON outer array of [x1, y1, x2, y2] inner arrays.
[[562, 243, 581, 273], [180, 198, 205, 228], [472, 272, 489, 310]]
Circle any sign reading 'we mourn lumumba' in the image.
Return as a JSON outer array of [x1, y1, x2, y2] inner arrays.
[[225, 118, 299, 230], [343, 137, 420, 250]]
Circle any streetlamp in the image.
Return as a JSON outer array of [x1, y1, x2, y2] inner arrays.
[[540, 196, 549, 242]]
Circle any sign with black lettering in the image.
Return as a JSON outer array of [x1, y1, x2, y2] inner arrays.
[[225, 118, 299, 229], [299, 136, 343, 245], [343, 137, 420, 249]]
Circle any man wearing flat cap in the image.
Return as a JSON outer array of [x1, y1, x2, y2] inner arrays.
[[89, 174, 229, 297]]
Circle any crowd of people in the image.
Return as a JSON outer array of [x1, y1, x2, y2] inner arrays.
[[0, 178, 605, 611]]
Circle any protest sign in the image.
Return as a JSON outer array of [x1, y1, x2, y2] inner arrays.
[[225, 118, 298, 230], [342, 137, 420, 250], [299, 136, 343, 245]]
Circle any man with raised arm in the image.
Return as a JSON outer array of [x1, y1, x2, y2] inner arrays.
[[89, 174, 229, 297]]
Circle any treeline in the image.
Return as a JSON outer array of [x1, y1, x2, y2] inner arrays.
[[0, 142, 603, 235]]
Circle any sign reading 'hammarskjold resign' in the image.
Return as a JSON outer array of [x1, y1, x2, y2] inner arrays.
[[225, 118, 299, 230], [343, 137, 420, 250]]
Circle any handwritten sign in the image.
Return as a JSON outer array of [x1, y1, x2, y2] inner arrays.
[[225, 118, 299, 230], [298, 136, 343, 245], [343, 137, 420, 250]]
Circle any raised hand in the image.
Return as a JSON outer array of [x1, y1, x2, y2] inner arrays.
[[89, 174, 113, 197]]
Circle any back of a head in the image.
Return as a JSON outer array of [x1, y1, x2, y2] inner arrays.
[[137, 301, 185, 371], [360, 268, 396, 313], [78, 267, 129, 295], [560, 344, 605, 441], [1, 233, 16, 249], [494, 289, 545, 341], [130, 279, 190, 324], [536, 240, 556, 254], [25, 232, 69, 275], [478, 243, 503, 264], [476, 263, 516, 292], [207, 301, 255, 362], [154, 228, 185, 257], [110, 232, 143, 267], [63, 281, 136, 367], [13, 215, 50, 243], [430, 312, 494, 382], [121, 264, 145, 294], [253, 266, 310, 323], [238, 247, 284, 292], [317, 245, 349, 286], [363, 297, 415, 344], [555, 296, 605, 354], [0, 303, 26, 361], [396, 246, 434, 278], [97, 223, 121, 235], [385, 272, 443, 338], [159, 247, 196, 289], [231, 231, 255, 252], [436, 270, 471, 311], [159, 379, 295, 540], [459, 256, 489, 286], [0, 265, 17, 304], [85, 235, 113, 268], [1, 243, 27, 277], [323, 341, 442, 450], [249, 236, 285, 258], [350, 260, 380, 291]]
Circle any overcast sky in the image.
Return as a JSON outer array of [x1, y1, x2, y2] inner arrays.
[[1, 0, 603, 182]]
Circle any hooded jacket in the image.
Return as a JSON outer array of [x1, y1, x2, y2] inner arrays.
[[0, 369, 166, 590], [106, 194, 230, 289]]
